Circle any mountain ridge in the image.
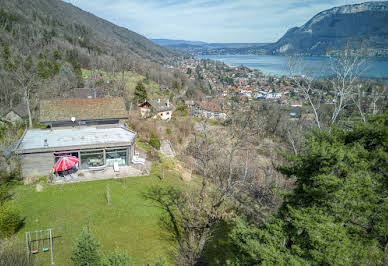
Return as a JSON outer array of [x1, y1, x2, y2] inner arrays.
[[268, 1, 388, 56], [0, 0, 180, 63], [154, 1, 388, 56]]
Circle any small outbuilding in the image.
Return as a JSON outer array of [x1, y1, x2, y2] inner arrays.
[[289, 107, 302, 119]]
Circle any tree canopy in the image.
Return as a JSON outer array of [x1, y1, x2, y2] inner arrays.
[[134, 81, 147, 103], [230, 113, 388, 265]]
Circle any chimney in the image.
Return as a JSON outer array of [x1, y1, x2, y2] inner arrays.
[[158, 98, 160, 103], [166, 99, 169, 107]]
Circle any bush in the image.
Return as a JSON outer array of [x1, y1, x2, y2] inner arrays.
[[72, 227, 103, 266], [149, 133, 161, 150], [153, 257, 169, 266], [166, 128, 172, 134], [0, 204, 24, 238], [146, 149, 160, 163], [176, 105, 188, 116], [104, 249, 133, 266]]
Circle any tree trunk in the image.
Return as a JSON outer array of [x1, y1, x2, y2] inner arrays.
[[25, 88, 32, 128]]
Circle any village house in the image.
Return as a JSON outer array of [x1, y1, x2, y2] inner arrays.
[[138, 99, 174, 121], [40, 97, 128, 127], [290, 101, 303, 107], [12, 97, 143, 179], [192, 99, 226, 119]]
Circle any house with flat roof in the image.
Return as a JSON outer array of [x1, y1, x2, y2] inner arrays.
[[14, 125, 137, 178], [9, 96, 146, 180], [40, 97, 128, 127]]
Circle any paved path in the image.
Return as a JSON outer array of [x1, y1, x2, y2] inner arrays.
[[160, 140, 176, 157]]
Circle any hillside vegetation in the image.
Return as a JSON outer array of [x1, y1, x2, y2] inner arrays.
[[0, 0, 191, 121]]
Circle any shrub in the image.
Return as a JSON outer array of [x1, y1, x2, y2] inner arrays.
[[72, 227, 103, 266], [104, 249, 133, 266], [0, 204, 23, 238], [153, 257, 169, 266], [146, 149, 160, 163], [166, 128, 172, 134], [176, 105, 188, 116], [149, 133, 161, 150]]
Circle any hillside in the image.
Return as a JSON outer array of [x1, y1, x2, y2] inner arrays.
[[0, 0, 193, 118], [267, 1, 388, 56], [0, 0, 179, 64]]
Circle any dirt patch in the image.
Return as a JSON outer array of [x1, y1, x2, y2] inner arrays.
[[24, 175, 40, 185], [175, 162, 192, 182], [36, 184, 43, 192]]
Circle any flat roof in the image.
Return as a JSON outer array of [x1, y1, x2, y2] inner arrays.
[[16, 126, 136, 153]]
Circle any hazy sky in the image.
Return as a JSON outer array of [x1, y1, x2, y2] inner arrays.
[[64, 0, 383, 43]]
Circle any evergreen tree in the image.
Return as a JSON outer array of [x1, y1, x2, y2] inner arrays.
[[72, 227, 103, 266], [104, 249, 133, 266], [134, 81, 147, 103], [230, 113, 388, 265]]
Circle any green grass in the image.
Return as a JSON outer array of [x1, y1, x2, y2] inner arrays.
[[82, 69, 162, 100], [11, 164, 187, 266], [136, 138, 152, 152]]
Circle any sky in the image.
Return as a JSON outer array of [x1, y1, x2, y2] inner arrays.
[[64, 0, 384, 43]]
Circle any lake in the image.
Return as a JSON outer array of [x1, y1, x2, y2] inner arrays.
[[197, 55, 388, 79]]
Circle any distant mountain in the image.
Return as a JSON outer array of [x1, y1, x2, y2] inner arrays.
[[268, 1, 388, 56], [0, 0, 179, 64], [151, 39, 269, 55], [155, 2, 388, 57], [152, 39, 207, 47]]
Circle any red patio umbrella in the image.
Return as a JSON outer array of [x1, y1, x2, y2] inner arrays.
[[53, 156, 79, 172]]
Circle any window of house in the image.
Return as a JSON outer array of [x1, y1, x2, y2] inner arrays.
[[106, 149, 127, 166], [80, 150, 104, 169]]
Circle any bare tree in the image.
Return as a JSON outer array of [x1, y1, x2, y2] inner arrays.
[[7, 55, 40, 128], [328, 42, 368, 124], [370, 82, 387, 115], [288, 56, 323, 129], [144, 107, 282, 265], [288, 42, 370, 127]]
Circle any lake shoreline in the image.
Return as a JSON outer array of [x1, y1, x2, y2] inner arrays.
[[197, 54, 388, 79]]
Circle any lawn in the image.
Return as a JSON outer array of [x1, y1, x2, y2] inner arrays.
[[11, 163, 187, 266]]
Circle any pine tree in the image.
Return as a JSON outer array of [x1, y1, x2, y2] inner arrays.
[[72, 227, 103, 266], [134, 81, 147, 103], [104, 249, 133, 266], [230, 113, 388, 265]]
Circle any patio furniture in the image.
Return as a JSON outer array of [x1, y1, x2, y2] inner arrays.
[[88, 165, 107, 171], [113, 161, 120, 172], [132, 152, 146, 165]]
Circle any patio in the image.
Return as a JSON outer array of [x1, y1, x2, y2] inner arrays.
[[53, 163, 150, 184]]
